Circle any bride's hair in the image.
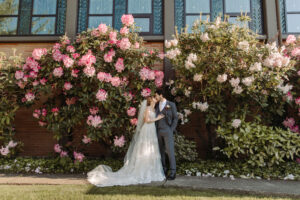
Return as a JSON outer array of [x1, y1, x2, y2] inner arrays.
[[146, 96, 152, 106]]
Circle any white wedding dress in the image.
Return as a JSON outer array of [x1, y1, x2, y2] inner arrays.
[[87, 100, 165, 187]]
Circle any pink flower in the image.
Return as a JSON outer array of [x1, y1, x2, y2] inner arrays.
[[155, 70, 164, 79], [26, 57, 40, 72], [15, 70, 24, 80], [286, 92, 293, 101], [104, 53, 113, 63], [53, 67, 64, 77], [100, 42, 108, 51], [127, 107, 136, 117], [123, 92, 133, 101], [114, 135, 125, 147], [66, 97, 77, 105], [130, 118, 138, 126], [25, 92, 35, 102], [119, 38, 131, 50], [141, 88, 151, 97], [82, 135, 92, 144], [0, 146, 10, 156], [110, 77, 121, 87], [295, 97, 300, 105], [98, 23, 108, 34], [291, 48, 300, 57], [286, 35, 296, 44], [52, 50, 63, 62], [91, 29, 100, 37], [89, 107, 99, 115], [63, 55, 74, 68], [290, 125, 299, 133], [134, 42, 140, 49], [60, 151, 68, 157], [72, 53, 80, 59], [53, 43, 61, 50], [51, 107, 59, 116], [33, 109, 41, 119], [67, 45, 75, 53], [115, 58, 125, 72], [78, 50, 96, 67], [83, 66, 96, 77], [73, 151, 85, 162], [32, 80, 39, 86], [97, 72, 112, 82], [41, 108, 47, 116], [17, 81, 25, 89], [283, 117, 295, 128], [139, 67, 154, 80], [121, 14, 134, 26], [7, 140, 17, 148], [120, 27, 129, 35], [158, 52, 165, 59], [71, 69, 79, 77], [86, 115, 103, 128], [96, 89, 107, 101], [109, 31, 117, 44], [32, 48, 47, 60], [54, 144, 62, 153], [40, 78, 47, 85], [64, 82, 73, 90], [155, 78, 163, 87]]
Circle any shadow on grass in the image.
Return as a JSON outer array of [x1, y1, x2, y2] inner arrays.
[[86, 185, 298, 199]]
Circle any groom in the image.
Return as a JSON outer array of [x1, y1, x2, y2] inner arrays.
[[155, 88, 178, 180]]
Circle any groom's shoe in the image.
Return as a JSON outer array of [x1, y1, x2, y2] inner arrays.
[[163, 168, 168, 176], [167, 174, 176, 180]]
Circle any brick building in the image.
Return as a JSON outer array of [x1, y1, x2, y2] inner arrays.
[[0, 0, 299, 157]]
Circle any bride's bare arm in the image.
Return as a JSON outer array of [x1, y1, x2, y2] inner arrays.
[[144, 108, 164, 123]]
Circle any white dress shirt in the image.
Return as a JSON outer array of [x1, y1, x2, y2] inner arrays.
[[159, 99, 167, 112]]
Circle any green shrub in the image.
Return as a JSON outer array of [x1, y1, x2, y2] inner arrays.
[[214, 121, 300, 167], [174, 134, 198, 162]]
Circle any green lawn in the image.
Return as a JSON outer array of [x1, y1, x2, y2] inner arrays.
[[0, 185, 296, 200]]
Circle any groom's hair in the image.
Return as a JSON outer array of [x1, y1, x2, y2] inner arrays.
[[155, 88, 165, 97]]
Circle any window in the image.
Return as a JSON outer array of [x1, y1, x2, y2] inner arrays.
[[77, 0, 163, 35], [280, 0, 300, 33], [0, 0, 19, 35], [175, 0, 263, 34], [0, 0, 66, 36]]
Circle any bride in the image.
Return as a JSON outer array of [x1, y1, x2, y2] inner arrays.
[[87, 96, 166, 187]]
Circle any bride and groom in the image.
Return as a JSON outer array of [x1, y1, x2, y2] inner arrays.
[[87, 89, 178, 187]]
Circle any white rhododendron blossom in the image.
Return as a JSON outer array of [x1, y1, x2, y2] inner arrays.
[[237, 41, 249, 52], [242, 76, 255, 87], [200, 33, 210, 42], [185, 60, 195, 69], [165, 48, 181, 60], [277, 83, 293, 94], [229, 78, 240, 88], [249, 62, 262, 72], [193, 73, 203, 82], [217, 74, 228, 83], [233, 86, 243, 94], [232, 119, 242, 128], [187, 53, 197, 62], [192, 102, 209, 112]]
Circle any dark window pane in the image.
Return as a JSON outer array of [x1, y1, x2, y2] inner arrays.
[[135, 18, 150, 32], [0, 17, 17, 35], [185, 0, 210, 13], [225, 0, 250, 13], [286, 0, 300, 12], [33, 0, 57, 15], [128, 0, 152, 14], [0, 0, 19, 15], [287, 14, 300, 33], [88, 16, 112, 28], [186, 14, 208, 33], [228, 16, 249, 28], [89, 0, 113, 14], [31, 17, 56, 34]]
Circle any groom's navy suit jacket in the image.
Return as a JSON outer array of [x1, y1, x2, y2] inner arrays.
[[155, 101, 178, 133]]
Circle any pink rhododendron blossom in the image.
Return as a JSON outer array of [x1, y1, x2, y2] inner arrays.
[[54, 144, 62, 153], [291, 48, 300, 57], [283, 117, 295, 128], [26, 57, 40, 72], [21, 97, 26, 102], [71, 69, 79, 77], [286, 35, 296, 44], [66, 45, 75, 53], [97, 72, 112, 82], [139, 67, 152, 80], [91, 29, 100, 37], [32, 80, 39, 86], [134, 42, 140, 49], [83, 66, 96, 77], [127, 107, 136, 117], [114, 135, 125, 147], [25, 92, 35, 102], [7, 140, 17, 148], [41, 108, 47, 116], [295, 97, 300, 105], [121, 14, 134, 26], [100, 42, 108, 51], [82, 135, 92, 144], [17, 81, 25, 89], [115, 58, 125, 72], [98, 23, 108, 34], [86, 115, 103, 128], [33, 109, 41, 119], [40, 78, 47, 85], [60, 151, 68, 157], [290, 125, 299, 133], [130, 118, 138, 126], [158, 52, 165, 59], [104, 53, 113, 63], [15, 70, 24, 80], [141, 88, 151, 97], [78, 50, 96, 67], [51, 107, 59, 116], [66, 97, 77, 105], [72, 53, 80, 59], [63, 55, 74, 68], [119, 38, 131, 50], [96, 89, 107, 101], [52, 50, 63, 61], [64, 82, 73, 90], [286, 92, 293, 101], [120, 26, 129, 35], [123, 92, 133, 101], [89, 107, 99, 115], [109, 31, 117, 44], [73, 151, 85, 162], [0, 146, 9, 156], [53, 67, 64, 77], [155, 78, 163, 87], [53, 43, 61, 50], [110, 77, 121, 87], [32, 48, 47, 60], [29, 71, 38, 78]]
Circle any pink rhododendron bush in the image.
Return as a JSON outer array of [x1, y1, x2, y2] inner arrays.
[[165, 16, 300, 166], [14, 15, 164, 158]]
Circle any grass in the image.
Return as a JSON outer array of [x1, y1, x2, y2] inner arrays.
[[0, 185, 297, 200]]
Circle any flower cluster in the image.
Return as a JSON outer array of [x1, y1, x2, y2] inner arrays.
[[0, 141, 18, 156]]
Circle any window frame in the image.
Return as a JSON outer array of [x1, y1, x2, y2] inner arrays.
[[284, 0, 300, 34], [223, 0, 252, 28], [0, 0, 21, 36]]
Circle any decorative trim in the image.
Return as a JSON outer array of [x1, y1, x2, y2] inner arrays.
[[174, 0, 184, 33], [114, 0, 126, 30], [77, 0, 88, 33], [153, 0, 163, 34], [57, 0, 67, 34]]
